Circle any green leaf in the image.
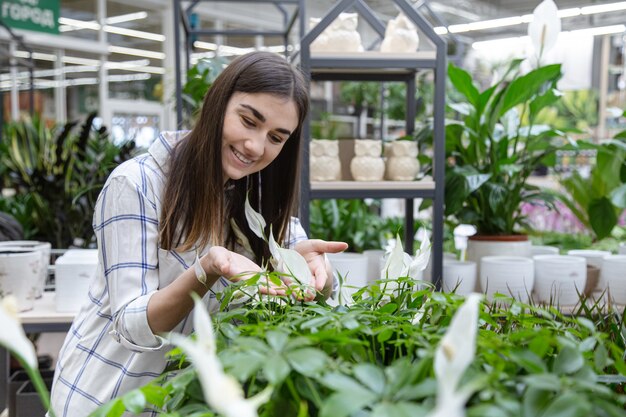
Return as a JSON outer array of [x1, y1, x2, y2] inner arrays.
[[88, 399, 126, 417], [371, 402, 427, 417], [319, 391, 375, 417], [522, 387, 552, 417], [510, 350, 547, 373], [588, 197, 618, 240], [286, 348, 328, 376], [448, 63, 480, 106], [522, 374, 561, 391], [122, 389, 147, 414], [539, 392, 591, 417], [499, 64, 562, 118], [140, 384, 168, 408], [266, 330, 289, 352], [263, 353, 291, 384], [554, 346, 584, 375], [353, 363, 386, 395], [377, 328, 394, 343], [530, 88, 562, 121], [379, 302, 398, 314]]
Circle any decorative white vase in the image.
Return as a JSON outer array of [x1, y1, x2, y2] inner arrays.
[[0, 248, 41, 311], [350, 140, 385, 181], [619, 243, 626, 255], [380, 13, 419, 53], [0, 240, 51, 298], [327, 252, 369, 298], [599, 255, 626, 304], [533, 255, 586, 305], [385, 141, 419, 181], [480, 256, 534, 303], [309, 13, 363, 53], [442, 260, 477, 295], [363, 249, 386, 282], [310, 139, 341, 181]]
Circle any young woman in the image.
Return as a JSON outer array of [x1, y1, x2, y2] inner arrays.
[[49, 51, 347, 417]]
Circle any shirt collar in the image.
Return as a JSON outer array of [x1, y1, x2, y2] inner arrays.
[[148, 131, 190, 172]]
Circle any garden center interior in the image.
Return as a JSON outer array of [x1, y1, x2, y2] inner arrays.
[[1, 1, 626, 416]]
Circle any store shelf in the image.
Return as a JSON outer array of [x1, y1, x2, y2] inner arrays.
[[309, 51, 437, 77], [311, 178, 435, 199]]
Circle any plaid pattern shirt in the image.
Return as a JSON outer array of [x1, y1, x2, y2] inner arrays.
[[49, 131, 308, 417]]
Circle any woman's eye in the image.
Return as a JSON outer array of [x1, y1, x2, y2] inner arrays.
[[241, 116, 255, 127], [269, 135, 284, 144]]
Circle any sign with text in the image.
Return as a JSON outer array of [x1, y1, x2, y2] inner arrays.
[[1, 0, 59, 34]]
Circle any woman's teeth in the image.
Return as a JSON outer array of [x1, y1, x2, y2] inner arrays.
[[232, 147, 252, 164]]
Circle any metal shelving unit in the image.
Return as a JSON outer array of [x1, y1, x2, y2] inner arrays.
[[172, 0, 305, 128], [298, 0, 446, 286]]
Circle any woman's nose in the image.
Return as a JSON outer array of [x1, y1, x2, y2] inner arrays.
[[243, 133, 265, 158]]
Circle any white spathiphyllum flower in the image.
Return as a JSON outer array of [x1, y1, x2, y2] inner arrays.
[[244, 194, 267, 240], [0, 296, 38, 369], [169, 296, 272, 417], [427, 293, 482, 417], [382, 234, 432, 282], [268, 227, 313, 288], [528, 0, 561, 58]]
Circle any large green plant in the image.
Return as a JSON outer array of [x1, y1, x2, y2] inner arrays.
[[89, 279, 626, 417], [556, 131, 626, 240], [0, 114, 136, 247], [445, 60, 565, 235]]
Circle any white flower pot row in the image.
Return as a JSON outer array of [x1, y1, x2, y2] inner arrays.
[[444, 254, 626, 306]]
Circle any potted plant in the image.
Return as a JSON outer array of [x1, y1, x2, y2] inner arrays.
[[444, 60, 565, 265]]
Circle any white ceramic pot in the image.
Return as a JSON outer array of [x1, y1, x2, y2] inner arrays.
[[466, 236, 532, 291], [327, 252, 369, 293], [567, 249, 610, 269], [480, 256, 534, 303], [350, 140, 385, 181], [385, 141, 419, 181], [310, 139, 341, 181], [0, 241, 50, 298], [0, 248, 41, 311], [533, 255, 586, 305], [362, 249, 386, 282], [618, 243, 626, 255], [531, 245, 560, 256], [442, 260, 477, 295], [600, 255, 626, 304]]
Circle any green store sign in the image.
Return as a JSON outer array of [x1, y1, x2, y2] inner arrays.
[[1, 0, 59, 34]]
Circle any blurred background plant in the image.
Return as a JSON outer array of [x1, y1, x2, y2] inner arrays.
[[0, 113, 137, 248], [181, 57, 226, 124]]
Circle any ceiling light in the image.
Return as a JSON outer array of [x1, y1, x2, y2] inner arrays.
[[103, 25, 165, 42], [58, 17, 100, 31], [59, 11, 148, 32], [108, 45, 165, 60], [105, 12, 148, 25], [581, 2, 626, 14]]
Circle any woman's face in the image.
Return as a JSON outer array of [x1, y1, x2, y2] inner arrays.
[[222, 92, 299, 182]]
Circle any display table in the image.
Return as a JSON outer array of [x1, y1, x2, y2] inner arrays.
[[1, 292, 75, 411]]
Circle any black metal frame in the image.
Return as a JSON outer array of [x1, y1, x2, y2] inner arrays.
[[299, 0, 446, 287], [172, 0, 304, 128]]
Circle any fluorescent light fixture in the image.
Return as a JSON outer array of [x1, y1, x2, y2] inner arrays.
[[59, 11, 148, 32], [103, 25, 165, 42], [108, 45, 165, 60], [471, 24, 626, 50], [1, 73, 152, 90], [13, 50, 56, 61], [62, 56, 100, 66], [581, 2, 626, 14], [444, 1, 626, 34], [434, 26, 448, 35]]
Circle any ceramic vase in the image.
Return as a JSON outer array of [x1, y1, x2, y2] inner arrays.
[[380, 13, 419, 53], [531, 245, 559, 256], [310, 139, 341, 181], [567, 249, 610, 291], [0, 248, 41, 311], [600, 255, 626, 304], [480, 256, 534, 303], [327, 252, 369, 299], [0, 240, 51, 298], [385, 141, 419, 181], [309, 13, 363, 53], [350, 140, 385, 181], [442, 260, 477, 295], [533, 255, 586, 305]]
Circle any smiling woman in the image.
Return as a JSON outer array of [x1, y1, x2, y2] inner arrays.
[[47, 51, 348, 417]]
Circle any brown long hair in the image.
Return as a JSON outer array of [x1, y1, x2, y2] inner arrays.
[[160, 51, 309, 265]]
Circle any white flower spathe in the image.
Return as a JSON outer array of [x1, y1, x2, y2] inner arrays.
[[381, 234, 431, 281], [528, 0, 561, 57], [0, 296, 38, 369], [169, 295, 271, 417], [427, 293, 482, 417], [244, 194, 267, 240]]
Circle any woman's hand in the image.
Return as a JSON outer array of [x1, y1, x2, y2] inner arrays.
[[201, 246, 284, 296], [294, 239, 348, 298]]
